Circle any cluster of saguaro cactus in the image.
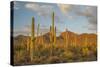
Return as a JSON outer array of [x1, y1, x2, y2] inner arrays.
[[28, 12, 57, 61]]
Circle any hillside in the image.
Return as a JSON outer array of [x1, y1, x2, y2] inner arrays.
[[14, 30, 97, 46], [13, 30, 97, 65]]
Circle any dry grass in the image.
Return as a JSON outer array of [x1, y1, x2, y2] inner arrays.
[[14, 41, 97, 65]]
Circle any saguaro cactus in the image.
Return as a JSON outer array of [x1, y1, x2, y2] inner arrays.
[[27, 36, 30, 51], [54, 26, 56, 45], [30, 17, 35, 61], [51, 12, 56, 45], [50, 25, 52, 43], [37, 23, 40, 44], [52, 12, 54, 35]]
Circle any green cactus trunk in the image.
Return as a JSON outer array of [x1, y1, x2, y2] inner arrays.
[[50, 25, 52, 43], [52, 12, 54, 45], [27, 37, 30, 51], [37, 23, 40, 44], [52, 12, 54, 35], [54, 26, 56, 45], [30, 17, 35, 61], [52, 12, 56, 45]]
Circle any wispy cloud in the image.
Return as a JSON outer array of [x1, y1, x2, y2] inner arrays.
[[58, 4, 97, 32], [58, 4, 71, 14], [25, 3, 54, 16], [76, 6, 97, 31], [14, 25, 31, 36], [14, 24, 50, 36], [57, 4, 76, 21]]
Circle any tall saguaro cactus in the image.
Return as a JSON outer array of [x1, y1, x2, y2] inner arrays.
[[51, 12, 56, 45], [27, 36, 30, 51], [30, 17, 35, 61], [52, 12, 54, 35], [54, 26, 56, 45], [50, 25, 52, 43], [37, 23, 40, 44]]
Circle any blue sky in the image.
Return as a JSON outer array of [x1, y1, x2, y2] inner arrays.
[[13, 1, 97, 36]]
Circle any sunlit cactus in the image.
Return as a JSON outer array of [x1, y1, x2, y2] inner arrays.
[[27, 36, 30, 51], [30, 17, 35, 61], [51, 12, 56, 45], [52, 12, 54, 35], [52, 12, 54, 44], [50, 25, 52, 43], [37, 23, 40, 44], [54, 26, 56, 45]]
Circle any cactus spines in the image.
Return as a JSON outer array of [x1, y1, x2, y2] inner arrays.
[[30, 17, 35, 61]]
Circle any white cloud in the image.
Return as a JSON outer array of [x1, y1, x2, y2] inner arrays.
[[25, 3, 40, 11], [25, 3, 53, 16], [76, 6, 97, 31], [14, 25, 31, 36], [57, 4, 76, 20], [58, 4, 97, 32], [58, 4, 71, 14]]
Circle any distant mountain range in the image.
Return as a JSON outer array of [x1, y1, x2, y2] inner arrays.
[[14, 30, 97, 46]]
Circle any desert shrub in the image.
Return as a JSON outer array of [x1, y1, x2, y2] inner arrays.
[[60, 51, 74, 62], [47, 56, 61, 63], [82, 47, 90, 57], [14, 40, 97, 65]]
